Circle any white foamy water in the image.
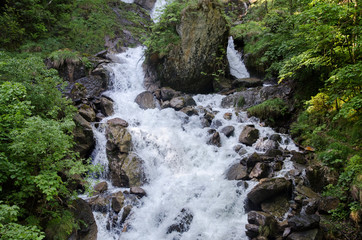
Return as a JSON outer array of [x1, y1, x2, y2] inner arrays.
[[227, 36, 250, 79], [87, 1, 298, 239], [120, 0, 134, 3]]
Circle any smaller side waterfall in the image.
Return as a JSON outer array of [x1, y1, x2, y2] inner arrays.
[[227, 36, 250, 79]]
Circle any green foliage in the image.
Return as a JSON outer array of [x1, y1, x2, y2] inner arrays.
[[0, 52, 90, 238], [247, 98, 288, 123], [236, 96, 246, 108]]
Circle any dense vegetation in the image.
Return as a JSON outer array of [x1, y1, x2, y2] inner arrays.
[[233, 0, 361, 220]]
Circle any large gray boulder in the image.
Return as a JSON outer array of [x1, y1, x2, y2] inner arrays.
[[247, 177, 292, 205], [239, 125, 259, 146], [135, 91, 157, 109]]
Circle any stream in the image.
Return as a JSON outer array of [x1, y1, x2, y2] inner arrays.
[[83, 1, 300, 239]]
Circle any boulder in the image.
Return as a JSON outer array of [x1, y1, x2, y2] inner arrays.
[[180, 106, 198, 116], [223, 112, 232, 120], [305, 164, 338, 192], [106, 118, 131, 153], [265, 149, 283, 158], [121, 205, 133, 223], [207, 131, 221, 147], [247, 178, 292, 205], [153, 0, 229, 93], [69, 199, 97, 240], [73, 114, 94, 158], [134, 0, 156, 10], [220, 126, 235, 137], [88, 195, 110, 213], [288, 214, 320, 231], [249, 162, 269, 179], [167, 208, 193, 234], [270, 134, 282, 142], [291, 151, 306, 165], [245, 152, 263, 170], [226, 163, 248, 180], [100, 97, 114, 116], [79, 104, 96, 122], [122, 154, 145, 187], [130, 187, 147, 198], [111, 191, 125, 213], [247, 211, 278, 238], [318, 196, 339, 213], [160, 87, 181, 101], [93, 181, 108, 194], [239, 125, 260, 146], [135, 91, 157, 109], [232, 77, 263, 88], [261, 196, 290, 219]]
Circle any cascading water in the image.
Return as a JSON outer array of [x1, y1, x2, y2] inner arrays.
[[85, 1, 299, 239], [227, 36, 250, 79]]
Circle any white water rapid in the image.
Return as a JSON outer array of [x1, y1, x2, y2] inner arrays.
[[85, 1, 299, 240], [227, 36, 250, 79]]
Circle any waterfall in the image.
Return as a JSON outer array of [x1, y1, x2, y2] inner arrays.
[[227, 36, 250, 79], [84, 1, 299, 239]]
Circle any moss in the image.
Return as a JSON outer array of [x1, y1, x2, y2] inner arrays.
[[247, 98, 288, 123]]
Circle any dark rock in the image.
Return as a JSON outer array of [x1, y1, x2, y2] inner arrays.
[[220, 126, 235, 137], [207, 132, 221, 147], [232, 77, 263, 88], [135, 91, 157, 109], [111, 191, 125, 213], [270, 134, 282, 142], [161, 100, 171, 109], [69, 199, 97, 240], [303, 198, 319, 215], [291, 151, 306, 165], [79, 104, 96, 122], [265, 149, 283, 157], [96, 112, 105, 122], [288, 214, 320, 231], [201, 118, 211, 128], [160, 87, 180, 101], [249, 162, 269, 179], [261, 196, 290, 219], [245, 224, 259, 238], [180, 106, 198, 116], [239, 125, 260, 146], [247, 178, 292, 205], [134, 0, 156, 10], [226, 163, 248, 180], [130, 187, 146, 198], [233, 144, 243, 153], [93, 181, 108, 194], [318, 196, 339, 213], [100, 97, 114, 116], [247, 211, 278, 238], [121, 205, 132, 223], [273, 161, 283, 171], [305, 164, 338, 192], [211, 119, 223, 129], [73, 114, 94, 158], [295, 185, 319, 199], [88, 195, 110, 213], [287, 229, 321, 240], [167, 208, 193, 234], [245, 152, 263, 169], [154, 0, 229, 93]]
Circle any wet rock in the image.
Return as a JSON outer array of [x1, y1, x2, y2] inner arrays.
[[161, 100, 171, 109], [270, 134, 282, 142], [245, 152, 263, 169], [239, 125, 260, 146], [247, 211, 278, 238], [261, 196, 290, 219], [318, 196, 339, 213], [233, 144, 243, 153], [96, 112, 105, 122], [167, 208, 193, 234], [291, 151, 306, 165], [111, 191, 125, 213], [122, 154, 145, 187], [121, 205, 133, 223], [211, 119, 223, 129], [73, 113, 94, 158], [226, 163, 248, 180], [207, 132, 221, 147], [288, 214, 320, 231], [180, 106, 198, 116], [249, 162, 269, 179], [134, 0, 156, 10], [135, 91, 157, 109], [160, 87, 181, 101], [245, 224, 259, 238], [169, 96, 196, 111], [130, 187, 146, 198], [88, 195, 110, 213], [79, 104, 96, 122], [220, 126, 235, 137], [265, 149, 283, 158], [247, 177, 292, 205], [68, 198, 97, 240], [201, 118, 211, 128], [303, 198, 319, 215], [255, 139, 279, 152], [295, 185, 319, 199], [100, 97, 114, 116], [106, 118, 131, 153], [287, 228, 321, 240], [223, 112, 232, 120], [93, 181, 108, 194], [232, 77, 263, 88], [273, 161, 283, 171]]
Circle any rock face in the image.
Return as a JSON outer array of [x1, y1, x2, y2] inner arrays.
[[70, 199, 98, 240], [73, 114, 94, 158], [152, 0, 229, 93]]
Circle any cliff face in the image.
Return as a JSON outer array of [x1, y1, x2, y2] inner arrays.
[[155, 0, 229, 93]]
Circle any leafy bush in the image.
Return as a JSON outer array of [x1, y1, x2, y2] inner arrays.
[[247, 98, 288, 123]]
